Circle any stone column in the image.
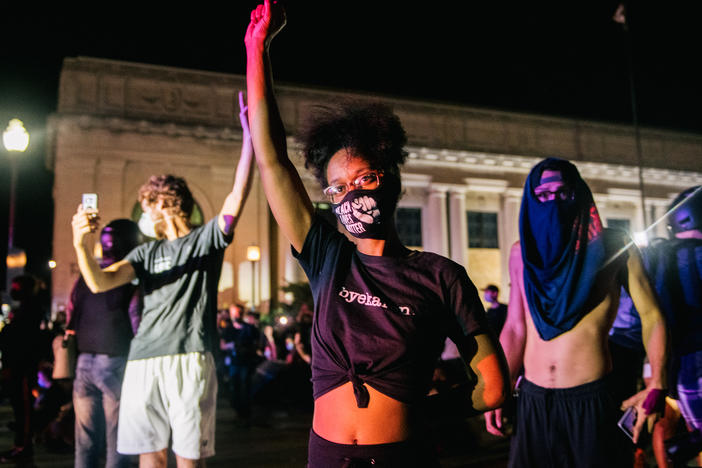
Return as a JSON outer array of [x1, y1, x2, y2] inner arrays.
[[95, 159, 126, 221], [423, 186, 448, 257], [648, 199, 672, 239], [448, 188, 468, 267], [500, 188, 523, 298]]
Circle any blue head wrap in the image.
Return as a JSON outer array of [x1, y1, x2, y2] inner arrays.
[[519, 158, 606, 340]]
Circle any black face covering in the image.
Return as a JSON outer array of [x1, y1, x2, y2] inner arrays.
[[331, 185, 395, 239]]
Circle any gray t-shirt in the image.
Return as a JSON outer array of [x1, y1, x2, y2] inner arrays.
[[125, 218, 231, 360]]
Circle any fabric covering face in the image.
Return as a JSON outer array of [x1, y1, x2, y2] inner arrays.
[[519, 158, 606, 340]]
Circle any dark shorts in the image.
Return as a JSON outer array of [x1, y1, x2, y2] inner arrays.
[[307, 429, 439, 468], [508, 376, 629, 468]]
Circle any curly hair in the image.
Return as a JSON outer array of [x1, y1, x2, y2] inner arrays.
[[138, 175, 194, 221], [298, 101, 409, 197]]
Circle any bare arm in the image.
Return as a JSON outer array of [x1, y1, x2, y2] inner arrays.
[[458, 331, 509, 413], [485, 242, 527, 436], [72, 206, 136, 293], [219, 91, 257, 235], [245, 0, 314, 252], [499, 242, 528, 386], [621, 244, 668, 443]]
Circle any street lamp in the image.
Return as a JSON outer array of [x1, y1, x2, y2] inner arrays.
[[3, 119, 30, 294], [246, 245, 261, 310]]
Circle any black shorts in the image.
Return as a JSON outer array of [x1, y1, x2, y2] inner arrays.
[[307, 429, 439, 468], [508, 376, 629, 468]]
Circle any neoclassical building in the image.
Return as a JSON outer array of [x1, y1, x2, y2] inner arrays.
[[48, 57, 702, 316]]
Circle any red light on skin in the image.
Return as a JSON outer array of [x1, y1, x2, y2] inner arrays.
[[476, 353, 505, 409]]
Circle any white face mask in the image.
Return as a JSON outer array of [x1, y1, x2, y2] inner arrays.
[[138, 212, 157, 239]]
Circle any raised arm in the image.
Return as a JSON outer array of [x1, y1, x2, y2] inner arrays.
[[485, 241, 528, 436], [72, 206, 136, 293], [620, 244, 668, 443], [245, 0, 314, 252], [219, 91, 257, 235]]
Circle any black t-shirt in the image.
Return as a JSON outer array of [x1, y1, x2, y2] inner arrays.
[[293, 215, 486, 407], [486, 303, 508, 337], [221, 321, 263, 365], [67, 277, 137, 356]]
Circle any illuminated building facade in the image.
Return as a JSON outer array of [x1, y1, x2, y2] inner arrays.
[[48, 57, 702, 314]]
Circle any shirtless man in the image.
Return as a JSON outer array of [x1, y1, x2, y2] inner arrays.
[[484, 158, 667, 467]]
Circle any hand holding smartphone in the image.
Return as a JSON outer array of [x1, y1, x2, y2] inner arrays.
[[618, 406, 637, 441], [82, 193, 98, 211], [81, 193, 99, 231]]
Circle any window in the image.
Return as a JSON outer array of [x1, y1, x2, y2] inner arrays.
[[395, 207, 422, 247], [606, 218, 631, 233], [467, 211, 498, 248]]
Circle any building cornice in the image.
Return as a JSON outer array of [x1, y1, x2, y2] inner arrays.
[[55, 56, 702, 179]]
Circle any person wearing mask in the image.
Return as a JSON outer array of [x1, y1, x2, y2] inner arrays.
[[484, 158, 668, 467], [483, 284, 508, 337], [641, 186, 702, 466], [66, 219, 143, 468], [70, 92, 255, 466], [245, 2, 509, 465]]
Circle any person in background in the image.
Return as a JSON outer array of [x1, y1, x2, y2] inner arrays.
[[483, 284, 508, 337], [641, 186, 702, 467], [220, 303, 264, 425], [71, 92, 255, 466], [0, 274, 44, 463], [66, 219, 143, 468]]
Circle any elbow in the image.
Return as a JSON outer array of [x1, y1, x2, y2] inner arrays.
[[85, 276, 110, 294], [83, 279, 101, 294], [86, 283, 103, 294]]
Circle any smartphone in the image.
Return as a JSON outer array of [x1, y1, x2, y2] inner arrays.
[[82, 193, 98, 211], [618, 406, 637, 441]]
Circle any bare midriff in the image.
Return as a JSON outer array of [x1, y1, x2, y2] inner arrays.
[[313, 382, 412, 444], [521, 278, 619, 389]]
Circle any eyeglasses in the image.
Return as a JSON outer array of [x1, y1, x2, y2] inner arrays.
[[323, 171, 383, 203], [534, 187, 574, 203]]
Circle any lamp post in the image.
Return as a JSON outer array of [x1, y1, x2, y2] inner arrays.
[[3, 119, 29, 295], [246, 245, 261, 310]]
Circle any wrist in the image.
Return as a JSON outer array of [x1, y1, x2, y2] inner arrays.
[[643, 388, 667, 415], [245, 42, 267, 58]]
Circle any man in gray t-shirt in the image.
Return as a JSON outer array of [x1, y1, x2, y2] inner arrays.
[[71, 93, 254, 467]]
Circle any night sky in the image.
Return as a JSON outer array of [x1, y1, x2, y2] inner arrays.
[[1, 2, 700, 295]]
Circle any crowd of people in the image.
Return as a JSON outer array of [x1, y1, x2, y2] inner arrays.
[[0, 1, 699, 467], [0, 274, 74, 462], [215, 299, 315, 424]]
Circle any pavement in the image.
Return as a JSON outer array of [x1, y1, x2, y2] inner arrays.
[[0, 392, 511, 467]]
